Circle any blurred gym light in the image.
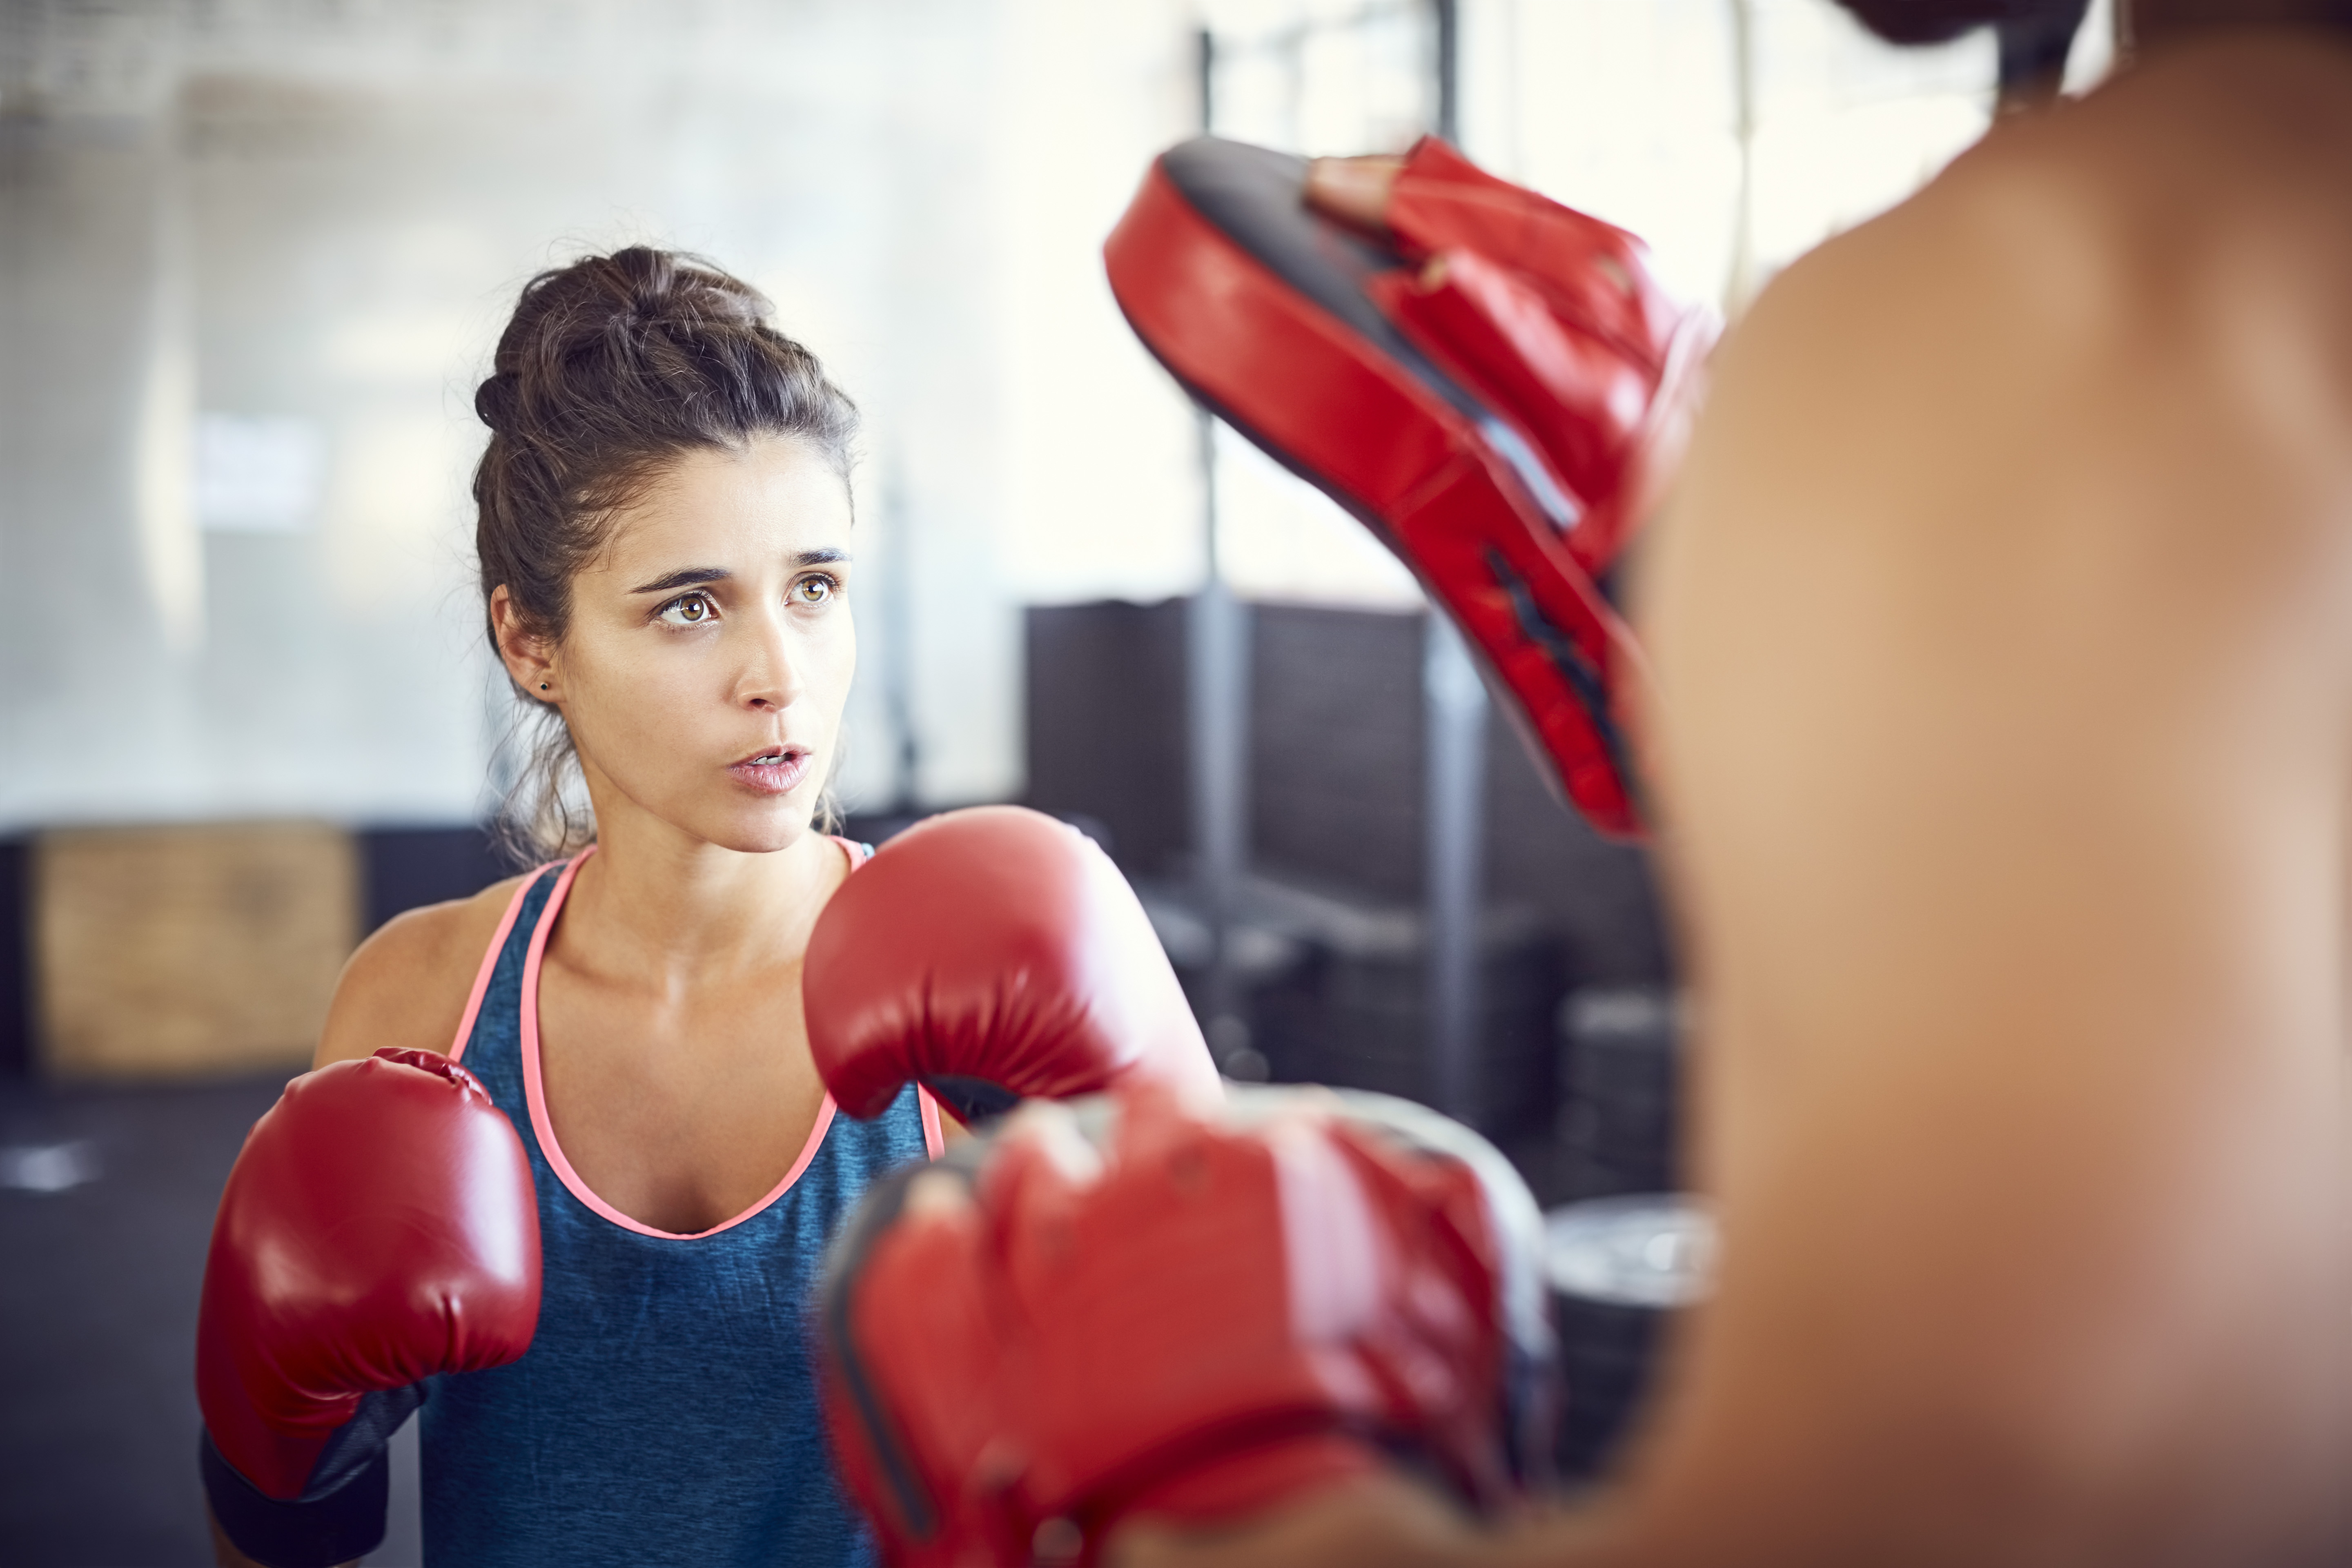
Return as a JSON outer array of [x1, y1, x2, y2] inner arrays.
[[0, 1141, 102, 1195], [194, 414, 325, 534]]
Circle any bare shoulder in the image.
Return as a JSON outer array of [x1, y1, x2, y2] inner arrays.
[[1685, 32, 2352, 584], [314, 873, 534, 1068], [2074, 29, 2352, 196], [1847, 33, 2352, 358], [1756, 33, 2352, 305]]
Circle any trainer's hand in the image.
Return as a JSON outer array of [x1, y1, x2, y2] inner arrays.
[[804, 806, 1222, 1124], [1305, 153, 1403, 232], [819, 1084, 1552, 1566], [1361, 138, 1712, 574], [197, 1049, 539, 1568]]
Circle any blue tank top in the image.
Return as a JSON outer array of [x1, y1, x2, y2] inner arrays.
[[421, 844, 938, 1568]]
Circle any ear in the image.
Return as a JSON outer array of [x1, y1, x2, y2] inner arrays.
[[491, 585, 560, 702]]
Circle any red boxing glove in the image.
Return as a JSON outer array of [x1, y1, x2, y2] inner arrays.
[[805, 806, 1222, 1123], [820, 1085, 1554, 1566], [1105, 136, 1713, 838], [197, 1048, 539, 1564]]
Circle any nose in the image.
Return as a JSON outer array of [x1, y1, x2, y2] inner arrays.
[[733, 603, 807, 713]]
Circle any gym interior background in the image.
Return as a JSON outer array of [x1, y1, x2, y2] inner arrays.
[[0, 0, 2114, 1560]]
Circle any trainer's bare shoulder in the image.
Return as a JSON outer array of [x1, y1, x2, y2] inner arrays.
[[1956, 31, 2352, 466], [314, 875, 532, 1069]]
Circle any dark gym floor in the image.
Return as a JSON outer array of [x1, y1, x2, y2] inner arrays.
[[0, 1071, 422, 1567]]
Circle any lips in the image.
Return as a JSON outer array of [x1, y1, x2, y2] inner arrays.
[[729, 746, 814, 797]]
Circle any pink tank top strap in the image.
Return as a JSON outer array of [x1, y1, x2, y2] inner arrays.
[[445, 867, 553, 1065]]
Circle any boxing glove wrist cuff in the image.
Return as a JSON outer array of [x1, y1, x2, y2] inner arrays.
[[200, 1385, 419, 1568]]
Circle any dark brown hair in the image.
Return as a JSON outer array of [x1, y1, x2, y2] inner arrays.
[[473, 246, 859, 863]]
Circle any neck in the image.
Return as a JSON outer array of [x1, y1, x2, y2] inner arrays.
[[559, 794, 842, 988]]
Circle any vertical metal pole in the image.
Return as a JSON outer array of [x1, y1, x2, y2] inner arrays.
[[1189, 27, 1260, 1079], [1725, 0, 1758, 314], [1195, 24, 1215, 140], [880, 465, 922, 812], [1424, 0, 1486, 1125], [1190, 479, 1253, 1076], [1433, 0, 1460, 141], [1424, 617, 1487, 1123]]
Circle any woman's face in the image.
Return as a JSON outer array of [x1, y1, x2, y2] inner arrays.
[[525, 435, 856, 855]]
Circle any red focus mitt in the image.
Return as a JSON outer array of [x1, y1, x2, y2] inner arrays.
[[820, 1084, 1554, 1566], [1105, 136, 1714, 838]]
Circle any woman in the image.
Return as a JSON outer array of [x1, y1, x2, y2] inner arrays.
[[212, 246, 942, 1566]]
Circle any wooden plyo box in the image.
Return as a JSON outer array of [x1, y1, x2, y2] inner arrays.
[[35, 822, 359, 1079]]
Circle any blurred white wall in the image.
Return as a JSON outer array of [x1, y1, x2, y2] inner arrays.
[[993, 0, 1210, 609], [1462, 0, 2002, 312], [0, 0, 1209, 832]]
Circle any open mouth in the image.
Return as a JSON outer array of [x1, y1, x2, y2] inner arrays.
[[730, 746, 813, 797]]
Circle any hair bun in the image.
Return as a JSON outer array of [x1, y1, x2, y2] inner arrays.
[[610, 245, 766, 330], [614, 246, 680, 321], [480, 247, 783, 441]]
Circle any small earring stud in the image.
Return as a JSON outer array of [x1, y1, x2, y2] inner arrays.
[[539, 682, 550, 691]]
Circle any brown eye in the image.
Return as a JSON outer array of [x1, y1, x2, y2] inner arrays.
[[657, 593, 718, 627], [795, 576, 836, 605]]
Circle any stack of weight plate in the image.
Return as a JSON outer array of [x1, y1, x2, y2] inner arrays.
[[1241, 876, 1561, 1140], [1556, 987, 1684, 1199], [1133, 878, 1309, 1079], [1544, 1195, 1715, 1483], [1135, 871, 1567, 1136]]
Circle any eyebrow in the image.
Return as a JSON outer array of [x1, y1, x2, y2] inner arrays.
[[626, 550, 850, 595]]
